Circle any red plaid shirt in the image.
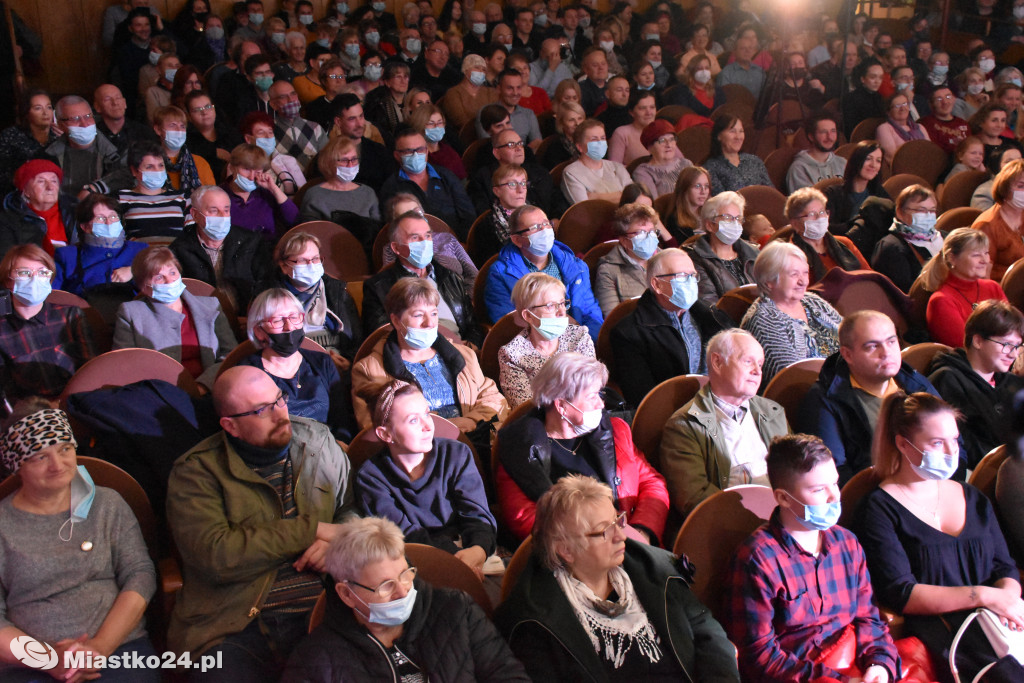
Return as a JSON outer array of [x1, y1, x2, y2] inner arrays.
[[0, 302, 96, 399]]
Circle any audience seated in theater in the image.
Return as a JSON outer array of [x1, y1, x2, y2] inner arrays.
[[45, 95, 129, 198], [469, 127, 558, 217], [660, 329, 789, 517], [823, 141, 890, 236], [215, 52, 274, 130], [920, 228, 1006, 347], [184, 90, 243, 184], [304, 59, 354, 134], [0, 91, 58, 196], [782, 187, 869, 283], [221, 143, 300, 242], [494, 474, 737, 681], [703, 114, 772, 195], [996, 380, 1024, 565], [269, 80, 328, 172], [167, 365, 355, 682], [854, 391, 1024, 683], [0, 160, 78, 260], [484, 204, 604, 339], [298, 135, 382, 225], [113, 246, 235, 389], [380, 127, 476, 241], [495, 353, 669, 542], [281, 517, 527, 682], [356, 381, 497, 575], [594, 76, 632, 145], [241, 112, 305, 197], [971, 145, 1022, 211], [741, 242, 842, 383], [364, 61, 414, 141], [875, 92, 931, 167], [54, 193, 147, 297], [970, 103, 1017, 163], [716, 24, 766, 100], [542, 100, 584, 170], [685, 191, 758, 305], [473, 163, 531, 263], [170, 185, 272, 313], [798, 310, 961, 483], [151, 105, 215, 198], [363, 211, 482, 346], [595, 202, 665, 315], [664, 52, 724, 119], [631, 119, 691, 198], [407, 104, 466, 180], [506, 51, 551, 117], [662, 165, 710, 243], [118, 140, 192, 239], [944, 135, 985, 182], [919, 86, 971, 156], [238, 288, 355, 441], [0, 244, 96, 400], [785, 113, 847, 193], [529, 39, 574, 99], [929, 301, 1024, 467], [725, 434, 899, 683], [352, 277, 506, 456], [498, 272, 595, 408], [609, 246, 732, 406], [380, 194, 477, 290], [474, 68, 543, 147], [561, 118, 631, 204], [841, 59, 885, 138], [442, 53, 499, 130], [0, 400, 160, 683], [953, 67, 988, 121], [973, 157, 1024, 281], [870, 184, 943, 294], [143, 52, 182, 124]]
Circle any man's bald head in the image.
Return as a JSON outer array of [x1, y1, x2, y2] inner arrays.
[[214, 366, 279, 417]]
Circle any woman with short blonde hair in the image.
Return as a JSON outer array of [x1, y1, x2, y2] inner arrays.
[[299, 135, 381, 223], [223, 143, 299, 241]]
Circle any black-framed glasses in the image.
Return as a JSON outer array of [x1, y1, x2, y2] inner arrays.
[[529, 298, 570, 313], [584, 511, 627, 541], [345, 566, 417, 599], [984, 337, 1024, 354], [225, 392, 288, 418], [496, 140, 525, 149]]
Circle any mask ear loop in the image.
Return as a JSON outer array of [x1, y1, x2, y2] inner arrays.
[[59, 517, 75, 542]]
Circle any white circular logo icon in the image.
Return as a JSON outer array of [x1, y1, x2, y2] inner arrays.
[[9, 635, 57, 670]]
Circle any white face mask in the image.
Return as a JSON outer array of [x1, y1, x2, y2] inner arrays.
[[1012, 189, 1024, 209], [599, 40, 614, 51], [802, 216, 829, 240], [694, 69, 712, 85], [715, 219, 743, 245]]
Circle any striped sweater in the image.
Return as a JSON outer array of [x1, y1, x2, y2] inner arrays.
[[117, 189, 195, 238]]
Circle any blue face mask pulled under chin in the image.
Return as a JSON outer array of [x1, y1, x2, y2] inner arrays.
[[784, 490, 841, 531], [60, 465, 96, 541]]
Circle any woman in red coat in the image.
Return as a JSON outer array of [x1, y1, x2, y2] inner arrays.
[[494, 352, 669, 543]]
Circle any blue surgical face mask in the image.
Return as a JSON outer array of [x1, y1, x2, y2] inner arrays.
[[904, 441, 958, 481], [401, 152, 428, 174], [1013, 78, 1023, 88], [666, 275, 698, 310], [649, 60, 662, 70], [645, 33, 660, 41], [235, 173, 257, 192], [366, 31, 381, 46], [149, 50, 161, 65], [472, 22, 486, 35], [364, 63, 383, 80], [403, 323, 438, 349], [69, 465, 96, 523], [372, 1, 386, 12], [300, 14, 315, 25], [406, 38, 421, 54], [92, 219, 123, 239], [355, 586, 417, 626], [254, 136, 276, 156], [271, 32, 286, 44], [249, 12, 264, 24], [67, 124, 97, 146], [141, 170, 167, 190], [784, 490, 841, 531], [203, 214, 232, 241], [291, 262, 324, 288], [165, 130, 187, 150], [586, 139, 607, 161], [150, 277, 186, 303], [931, 64, 949, 76], [254, 75, 274, 92], [316, 37, 330, 47], [206, 26, 225, 40], [469, 70, 486, 86], [403, 239, 433, 268], [525, 227, 555, 257], [424, 126, 445, 143], [344, 43, 360, 58], [911, 211, 937, 234], [895, 81, 911, 92], [639, 81, 655, 90], [630, 231, 659, 260], [164, 68, 178, 83], [529, 312, 568, 340], [337, 2, 349, 14], [12, 276, 51, 306]]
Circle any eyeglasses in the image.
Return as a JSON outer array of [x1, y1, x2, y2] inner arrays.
[[691, 183, 709, 191], [288, 255, 322, 266], [713, 214, 745, 224], [984, 337, 1024, 354], [496, 140, 525, 149], [798, 210, 829, 220], [11, 267, 53, 281], [398, 146, 428, 155], [514, 221, 552, 235], [326, 73, 347, 80], [529, 298, 570, 313], [262, 312, 305, 331], [890, 102, 910, 110], [225, 392, 288, 418], [190, 103, 215, 112], [653, 135, 676, 145], [346, 566, 417, 600], [496, 180, 529, 189], [655, 271, 700, 283], [91, 214, 121, 224], [584, 511, 627, 541], [933, 94, 955, 102], [336, 156, 360, 166], [60, 113, 94, 124]]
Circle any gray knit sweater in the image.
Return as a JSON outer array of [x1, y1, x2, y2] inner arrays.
[[0, 486, 156, 651]]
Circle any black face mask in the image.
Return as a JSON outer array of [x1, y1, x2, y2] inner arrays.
[[194, 11, 209, 21], [267, 328, 305, 356]]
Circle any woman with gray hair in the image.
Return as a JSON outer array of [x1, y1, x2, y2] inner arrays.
[[441, 53, 498, 130], [684, 190, 758, 305], [494, 475, 739, 682], [237, 288, 355, 441], [495, 352, 668, 542], [781, 186, 869, 284], [741, 241, 842, 382], [281, 516, 529, 682], [499, 272, 595, 408]]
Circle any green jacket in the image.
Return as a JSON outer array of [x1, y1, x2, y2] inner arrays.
[[659, 384, 789, 517], [166, 416, 354, 655]]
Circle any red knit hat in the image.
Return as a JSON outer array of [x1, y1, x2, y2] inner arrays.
[[640, 119, 676, 149], [13, 159, 63, 192]]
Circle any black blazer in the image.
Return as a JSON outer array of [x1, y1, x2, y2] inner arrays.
[[169, 224, 272, 311]]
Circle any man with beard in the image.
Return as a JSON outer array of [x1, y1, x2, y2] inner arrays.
[[785, 112, 847, 192], [166, 365, 354, 681]]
